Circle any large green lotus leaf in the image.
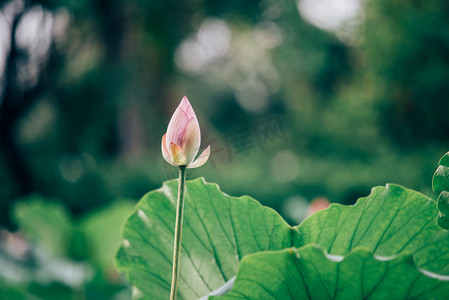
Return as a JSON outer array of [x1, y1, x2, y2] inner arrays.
[[213, 245, 449, 300], [115, 178, 291, 300], [117, 180, 449, 299], [433, 151, 449, 229], [294, 184, 449, 274]]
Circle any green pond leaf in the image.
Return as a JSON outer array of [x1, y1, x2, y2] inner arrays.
[[294, 184, 449, 275], [114, 178, 291, 300], [116, 179, 449, 299], [433, 151, 449, 229], [213, 245, 449, 300]]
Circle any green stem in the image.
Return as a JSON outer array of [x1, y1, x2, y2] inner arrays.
[[170, 166, 187, 300]]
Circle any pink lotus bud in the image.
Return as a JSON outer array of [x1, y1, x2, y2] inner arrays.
[[162, 96, 210, 168]]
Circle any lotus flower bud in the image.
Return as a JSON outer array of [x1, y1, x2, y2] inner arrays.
[[162, 96, 210, 168]]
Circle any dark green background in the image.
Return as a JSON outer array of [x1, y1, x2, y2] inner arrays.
[[2, 0, 448, 225]]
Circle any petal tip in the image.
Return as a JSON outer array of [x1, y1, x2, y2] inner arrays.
[[180, 96, 191, 108], [179, 96, 196, 120]]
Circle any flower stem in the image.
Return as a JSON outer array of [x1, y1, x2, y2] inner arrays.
[[170, 165, 187, 300]]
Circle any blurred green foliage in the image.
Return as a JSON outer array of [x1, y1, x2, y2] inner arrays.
[[0, 195, 134, 299], [14, 197, 72, 257]]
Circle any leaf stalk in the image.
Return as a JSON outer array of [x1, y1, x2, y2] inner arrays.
[[170, 166, 187, 300]]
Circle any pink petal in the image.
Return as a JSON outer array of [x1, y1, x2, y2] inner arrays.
[[169, 142, 187, 166], [181, 118, 201, 164], [187, 146, 210, 168], [166, 108, 190, 149], [179, 96, 197, 120], [161, 134, 175, 166], [166, 96, 199, 149]]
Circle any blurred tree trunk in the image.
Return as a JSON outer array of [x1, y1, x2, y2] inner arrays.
[[0, 2, 34, 196], [0, 0, 50, 199]]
